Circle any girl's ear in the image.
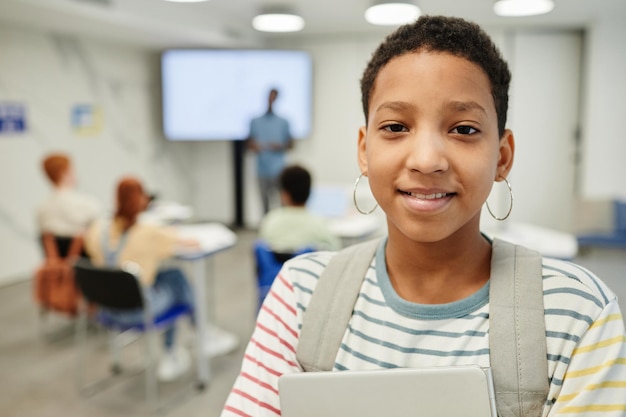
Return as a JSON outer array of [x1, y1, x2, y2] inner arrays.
[[357, 125, 368, 173], [496, 129, 515, 180]]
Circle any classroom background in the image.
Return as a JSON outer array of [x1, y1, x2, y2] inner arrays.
[[0, 0, 625, 415]]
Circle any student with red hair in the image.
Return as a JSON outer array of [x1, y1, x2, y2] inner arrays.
[[37, 152, 100, 238], [85, 176, 200, 382]]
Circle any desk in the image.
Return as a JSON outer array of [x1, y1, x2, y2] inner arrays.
[[140, 201, 193, 225], [328, 214, 384, 247], [482, 222, 578, 260], [306, 184, 384, 247], [173, 222, 238, 389]]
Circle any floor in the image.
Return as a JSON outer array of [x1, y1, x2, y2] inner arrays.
[[0, 228, 624, 417]]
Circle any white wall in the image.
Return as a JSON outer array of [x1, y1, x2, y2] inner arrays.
[[581, 17, 626, 200], [503, 30, 582, 231], [0, 24, 223, 285]]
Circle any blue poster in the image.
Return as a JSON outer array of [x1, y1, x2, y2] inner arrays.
[[71, 104, 102, 137], [0, 102, 27, 134]]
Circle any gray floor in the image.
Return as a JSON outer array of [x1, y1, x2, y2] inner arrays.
[[0, 229, 624, 417]]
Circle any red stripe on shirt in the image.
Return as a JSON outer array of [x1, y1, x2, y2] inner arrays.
[[242, 371, 280, 395], [251, 337, 299, 367], [269, 290, 297, 316], [277, 272, 293, 290], [266, 274, 297, 315], [244, 353, 283, 377], [256, 321, 296, 353], [223, 405, 252, 417], [232, 388, 281, 416], [261, 304, 298, 339]]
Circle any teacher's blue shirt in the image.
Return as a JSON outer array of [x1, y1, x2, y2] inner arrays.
[[250, 112, 291, 179]]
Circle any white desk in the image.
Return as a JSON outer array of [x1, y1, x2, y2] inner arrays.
[[482, 222, 578, 260], [306, 184, 384, 247], [328, 214, 384, 246], [140, 201, 193, 225], [173, 222, 238, 389]]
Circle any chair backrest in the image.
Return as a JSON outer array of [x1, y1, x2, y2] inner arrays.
[[615, 199, 626, 235], [39, 234, 89, 259], [253, 240, 314, 305], [73, 258, 144, 310]]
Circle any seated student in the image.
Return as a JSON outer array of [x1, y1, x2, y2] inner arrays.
[[37, 152, 100, 254], [221, 16, 626, 416], [84, 176, 203, 382], [258, 164, 341, 253]]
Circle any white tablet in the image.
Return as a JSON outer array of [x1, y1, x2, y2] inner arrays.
[[279, 365, 497, 417]]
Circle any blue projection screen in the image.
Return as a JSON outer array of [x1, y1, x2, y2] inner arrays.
[[161, 49, 313, 141]]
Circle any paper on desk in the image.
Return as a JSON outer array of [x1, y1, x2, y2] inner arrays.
[[174, 223, 237, 255]]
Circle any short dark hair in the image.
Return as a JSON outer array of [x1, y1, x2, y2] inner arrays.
[[280, 165, 311, 205], [360, 15, 511, 137]]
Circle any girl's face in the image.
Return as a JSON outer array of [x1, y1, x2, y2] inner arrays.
[[358, 51, 514, 244]]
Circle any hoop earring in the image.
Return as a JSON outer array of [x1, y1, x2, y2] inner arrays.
[[486, 177, 513, 221], [353, 173, 378, 215]]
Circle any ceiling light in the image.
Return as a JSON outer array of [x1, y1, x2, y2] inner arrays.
[[365, 1, 421, 26], [162, 0, 210, 3], [493, 0, 554, 17], [252, 5, 305, 33]]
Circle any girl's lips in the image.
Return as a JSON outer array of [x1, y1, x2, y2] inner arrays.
[[399, 189, 455, 212], [403, 191, 452, 199]]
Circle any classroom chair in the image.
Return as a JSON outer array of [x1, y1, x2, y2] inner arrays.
[[73, 258, 195, 412], [253, 240, 314, 309]]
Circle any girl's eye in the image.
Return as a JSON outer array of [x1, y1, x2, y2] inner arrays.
[[383, 124, 408, 133], [452, 125, 478, 135]]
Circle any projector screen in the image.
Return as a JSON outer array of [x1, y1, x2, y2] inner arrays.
[[161, 49, 313, 141]]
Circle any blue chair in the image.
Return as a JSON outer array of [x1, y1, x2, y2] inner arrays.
[[253, 240, 314, 309], [73, 258, 196, 411], [577, 199, 626, 249]]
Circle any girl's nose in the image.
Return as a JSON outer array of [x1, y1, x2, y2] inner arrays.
[[405, 129, 449, 174]]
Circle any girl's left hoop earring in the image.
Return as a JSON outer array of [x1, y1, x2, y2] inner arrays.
[[353, 173, 378, 215], [486, 177, 514, 221]]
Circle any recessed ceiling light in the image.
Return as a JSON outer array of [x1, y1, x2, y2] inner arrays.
[[252, 6, 305, 33], [493, 0, 554, 17], [365, 1, 421, 26]]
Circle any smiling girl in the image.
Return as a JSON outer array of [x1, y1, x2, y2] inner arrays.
[[222, 16, 626, 417]]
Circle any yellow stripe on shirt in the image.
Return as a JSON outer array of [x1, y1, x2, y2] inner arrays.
[[588, 314, 624, 330], [557, 381, 626, 402], [558, 404, 626, 413], [564, 357, 626, 378], [572, 336, 626, 355]]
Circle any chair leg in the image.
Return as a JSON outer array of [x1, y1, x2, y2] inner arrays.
[[145, 330, 159, 411], [108, 331, 122, 374], [38, 308, 48, 340], [74, 307, 89, 393], [38, 308, 77, 342]]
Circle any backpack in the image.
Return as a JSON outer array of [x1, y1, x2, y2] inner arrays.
[[296, 237, 549, 417], [33, 233, 84, 316]]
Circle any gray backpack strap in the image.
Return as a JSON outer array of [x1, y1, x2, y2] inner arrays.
[[297, 238, 383, 372], [489, 238, 549, 417]]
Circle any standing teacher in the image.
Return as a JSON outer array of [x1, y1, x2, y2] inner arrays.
[[247, 88, 294, 214]]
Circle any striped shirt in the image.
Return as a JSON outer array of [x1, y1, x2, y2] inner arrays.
[[221, 242, 626, 417]]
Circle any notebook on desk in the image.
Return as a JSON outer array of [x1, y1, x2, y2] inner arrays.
[[279, 365, 497, 417], [173, 222, 237, 257]]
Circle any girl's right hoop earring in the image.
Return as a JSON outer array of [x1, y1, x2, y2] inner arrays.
[[353, 173, 378, 215], [486, 177, 514, 221]]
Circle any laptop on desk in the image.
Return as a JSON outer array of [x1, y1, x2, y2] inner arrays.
[[279, 365, 497, 417]]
